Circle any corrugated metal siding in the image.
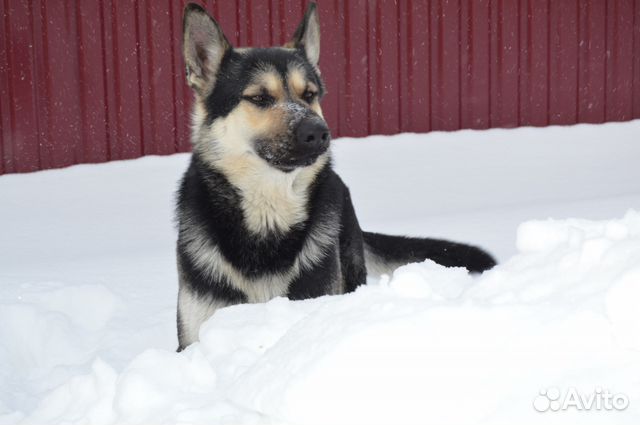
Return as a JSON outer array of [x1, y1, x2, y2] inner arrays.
[[1, 0, 639, 175]]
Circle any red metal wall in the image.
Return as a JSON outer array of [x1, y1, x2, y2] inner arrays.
[[1, 1, 639, 175]]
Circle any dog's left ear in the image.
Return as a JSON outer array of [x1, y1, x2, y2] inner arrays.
[[183, 3, 231, 94], [286, 3, 320, 67]]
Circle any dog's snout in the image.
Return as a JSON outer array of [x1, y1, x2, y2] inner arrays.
[[296, 120, 330, 151]]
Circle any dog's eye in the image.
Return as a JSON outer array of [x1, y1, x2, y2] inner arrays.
[[302, 90, 317, 103], [245, 94, 274, 107]]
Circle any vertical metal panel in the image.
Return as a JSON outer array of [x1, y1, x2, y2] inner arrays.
[[606, 0, 635, 121], [577, 0, 607, 123], [526, 0, 551, 126], [1, 0, 41, 173], [317, 0, 343, 135], [461, 0, 490, 129], [431, 0, 462, 131], [407, 0, 431, 132], [635, 0, 640, 117], [76, 0, 109, 163], [550, 0, 580, 124], [373, 0, 400, 133], [341, 0, 368, 136], [1, 0, 639, 175], [491, 0, 520, 127]]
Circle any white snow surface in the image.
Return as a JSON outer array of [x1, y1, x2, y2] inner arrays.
[[1, 121, 640, 424]]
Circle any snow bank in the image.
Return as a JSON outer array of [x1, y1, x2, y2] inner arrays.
[[13, 211, 640, 425], [0, 283, 120, 418], [2, 122, 639, 423]]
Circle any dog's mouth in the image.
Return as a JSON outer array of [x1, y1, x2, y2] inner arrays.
[[255, 140, 328, 172], [271, 152, 324, 172]]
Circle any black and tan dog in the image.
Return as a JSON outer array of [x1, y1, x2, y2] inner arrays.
[[176, 2, 496, 350]]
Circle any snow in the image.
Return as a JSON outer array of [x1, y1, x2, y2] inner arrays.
[[1, 120, 639, 424]]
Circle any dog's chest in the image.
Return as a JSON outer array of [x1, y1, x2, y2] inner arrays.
[[239, 179, 309, 236], [218, 156, 327, 236], [183, 211, 340, 303]]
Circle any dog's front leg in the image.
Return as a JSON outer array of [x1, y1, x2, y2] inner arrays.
[[338, 188, 367, 293]]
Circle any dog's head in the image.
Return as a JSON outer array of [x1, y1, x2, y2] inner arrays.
[[182, 3, 329, 173]]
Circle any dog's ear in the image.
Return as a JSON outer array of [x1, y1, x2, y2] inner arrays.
[[286, 3, 320, 67], [182, 3, 231, 94]]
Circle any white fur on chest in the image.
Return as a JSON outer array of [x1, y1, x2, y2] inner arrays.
[[235, 166, 311, 235], [220, 155, 329, 235]]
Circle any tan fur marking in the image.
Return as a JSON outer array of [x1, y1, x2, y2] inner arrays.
[[311, 102, 324, 118], [287, 67, 323, 117], [190, 100, 208, 144], [242, 71, 285, 100], [263, 72, 284, 97], [242, 84, 264, 97], [288, 68, 308, 96], [241, 102, 288, 135]]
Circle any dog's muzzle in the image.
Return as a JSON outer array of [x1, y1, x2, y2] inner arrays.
[[254, 108, 331, 171], [295, 117, 330, 154], [282, 116, 330, 168]]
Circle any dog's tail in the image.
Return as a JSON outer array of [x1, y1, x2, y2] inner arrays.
[[363, 231, 496, 276]]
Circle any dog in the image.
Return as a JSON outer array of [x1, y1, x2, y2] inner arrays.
[[175, 2, 496, 351]]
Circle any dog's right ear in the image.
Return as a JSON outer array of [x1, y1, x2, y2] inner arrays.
[[182, 3, 231, 94], [286, 3, 320, 67]]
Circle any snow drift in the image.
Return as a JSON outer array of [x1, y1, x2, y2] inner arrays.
[[2, 122, 640, 424], [12, 211, 640, 425]]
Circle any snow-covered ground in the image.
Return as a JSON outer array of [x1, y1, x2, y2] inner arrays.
[[1, 121, 639, 424]]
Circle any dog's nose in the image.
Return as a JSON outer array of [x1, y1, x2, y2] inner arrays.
[[296, 120, 330, 151]]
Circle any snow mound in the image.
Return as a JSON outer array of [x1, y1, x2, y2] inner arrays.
[[0, 283, 120, 418], [12, 212, 640, 424]]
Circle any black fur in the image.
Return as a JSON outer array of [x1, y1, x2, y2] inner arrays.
[[363, 232, 496, 273]]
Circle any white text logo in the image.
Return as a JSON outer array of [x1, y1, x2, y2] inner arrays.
[[533, 387, 629, 412]]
